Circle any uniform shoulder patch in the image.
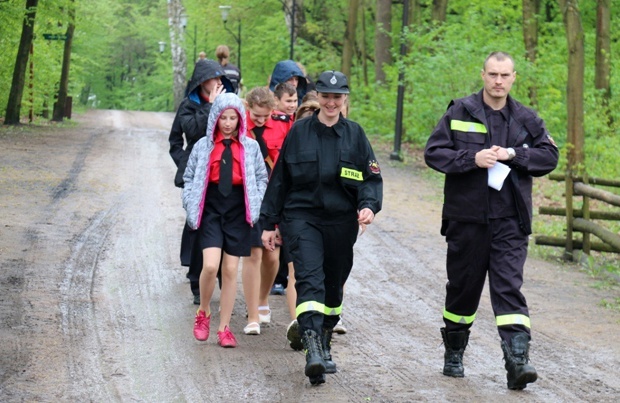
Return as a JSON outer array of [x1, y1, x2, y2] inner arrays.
[[547, 134, 558, 148], [271, 113, 290, 122], [369, 159, 381, 174]]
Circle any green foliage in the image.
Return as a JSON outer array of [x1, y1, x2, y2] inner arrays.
[[1, 0, 619, 184]]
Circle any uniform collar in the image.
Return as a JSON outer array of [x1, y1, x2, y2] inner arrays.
[[311, 110, 344, 137]]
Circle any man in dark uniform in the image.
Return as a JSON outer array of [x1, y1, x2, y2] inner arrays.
[[260, 70, 382, 385], [424, 51, 559, 390]]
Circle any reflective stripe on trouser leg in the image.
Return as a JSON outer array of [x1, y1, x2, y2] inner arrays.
[[443, 221, 490, 331], [322, 218, 357, 329], [487, 217, 531, 342], [496, 314, 530, 329], [443, 309, 476, 325], [296, 300, 326, 318], [281, 219, 326, 334]]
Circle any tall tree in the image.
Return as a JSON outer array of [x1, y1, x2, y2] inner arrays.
[[522, 0, 540, 106], [52, 0, 75, 122], [432, 0, 448, 23], [375, 0, 391, 84], [595, 0, 611, 108], [4, 0, 38, 125], [167, 0, 187, 111], [559, 0, 585, 170], [342, 0, 359, 77], [282, 0, 305, 60]]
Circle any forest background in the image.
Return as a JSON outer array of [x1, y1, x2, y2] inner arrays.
[[1, 0, 619, 279]]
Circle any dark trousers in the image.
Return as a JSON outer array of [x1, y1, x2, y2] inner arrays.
[[181, 223, 203, 296], [280, 218, 358, 334], [443, 217, 529, 342], [274, 246, 290, 288]]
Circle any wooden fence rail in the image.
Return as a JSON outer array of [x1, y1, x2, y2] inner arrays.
[[535, 173, 620, 256]]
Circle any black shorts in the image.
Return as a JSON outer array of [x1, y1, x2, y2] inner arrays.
[[199, 183, 251, 257]]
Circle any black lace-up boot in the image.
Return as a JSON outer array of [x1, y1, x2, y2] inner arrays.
[[501, 333, 538, 390], [302, 329, 326, 385], [321, 328, 337, 374], [440, 327, 470, 377]]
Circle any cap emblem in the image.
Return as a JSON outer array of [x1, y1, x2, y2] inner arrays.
[[330, 75, 337, 85]]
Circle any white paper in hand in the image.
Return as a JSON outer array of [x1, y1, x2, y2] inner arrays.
[[488, 162, 511, 191]]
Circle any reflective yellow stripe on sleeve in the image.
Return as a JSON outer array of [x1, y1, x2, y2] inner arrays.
[[496, 314, 531, 329], [443, 308, 476, 324], [296, 301, 326, 317], [450, 120, 488, 133]]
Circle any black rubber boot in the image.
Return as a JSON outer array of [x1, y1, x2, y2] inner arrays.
[[321, 328, 337, 374], [440, 327, 469, 377], [302, 329, 326, 385], [501, 333, 538, 390]]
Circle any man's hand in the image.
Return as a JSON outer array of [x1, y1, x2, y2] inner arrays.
[[475, 145, 500, 168]]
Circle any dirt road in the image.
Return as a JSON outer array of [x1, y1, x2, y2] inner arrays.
[[0, 110, 618, 402]]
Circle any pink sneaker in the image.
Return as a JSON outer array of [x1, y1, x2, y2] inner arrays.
[[193, 310, 211, 341], [217, 326, 237, 348]]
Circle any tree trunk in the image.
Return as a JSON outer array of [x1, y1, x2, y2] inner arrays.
[[360, 0, 369, 86], [522, 0, 540, 107], [375, 0, 392, 84], [167, 0, 188, 111], [410, 0, 421, 25], [559, 0, 585, 170], [432, 0, 448, 23], [594, 0, 610, 94], [4, 0, 39, 125], [342, 0, 360, 77], [595, 0, 611, 123], [52, 0, 75, 122]]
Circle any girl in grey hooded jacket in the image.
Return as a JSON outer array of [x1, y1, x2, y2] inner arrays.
[[182, 93, 268, 346]]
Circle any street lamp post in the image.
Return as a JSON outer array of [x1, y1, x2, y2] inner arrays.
[[290, 0, 295, 60], [219, 5, 241, 71], [390, 0, 410, 161], [180, 12, 197, 63]]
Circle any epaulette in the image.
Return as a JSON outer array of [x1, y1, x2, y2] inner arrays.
[[271, 113, 290, 122]]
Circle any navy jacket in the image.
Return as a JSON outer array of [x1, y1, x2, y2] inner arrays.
[[424, 90, 559, 234], [269, 60, 307, 106]]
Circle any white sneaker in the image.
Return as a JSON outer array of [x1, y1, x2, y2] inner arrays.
[[334, 318, 347, 334]]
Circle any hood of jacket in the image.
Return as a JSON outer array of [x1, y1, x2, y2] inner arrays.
[[269, 60, 307, 92], [205, 93, 248, 142], [187, 59, 234, 97]]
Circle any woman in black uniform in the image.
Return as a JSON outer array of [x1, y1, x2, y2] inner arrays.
[[260, 70, 383, 385]]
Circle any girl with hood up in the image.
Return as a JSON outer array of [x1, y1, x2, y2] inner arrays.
[[169, 59, 234, 305], [182, 93, 268, 348]]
